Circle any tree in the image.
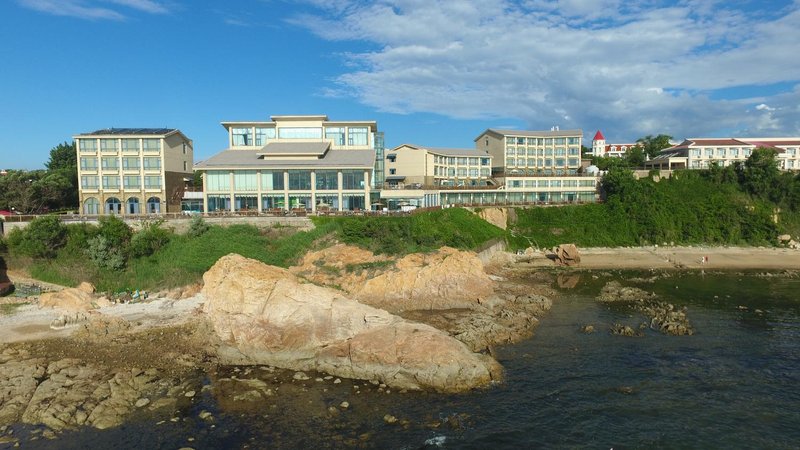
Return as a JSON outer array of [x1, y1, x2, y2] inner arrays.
[[624, 145, 646, 168], [6, 215, 67, 258], [45, 141, 76, 171], [636, 134, 673, 159], [740, 147, 781, 201]]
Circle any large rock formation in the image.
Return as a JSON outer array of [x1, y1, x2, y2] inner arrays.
[[354, 247, 494, 313], [477, 207, 508, 230], [202, 254, 501, 392], [38, 282, 97, 312]]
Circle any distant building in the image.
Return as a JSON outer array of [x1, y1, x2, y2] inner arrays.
[[474, 127, 583, 175], [384, 144, 493, 188], [74, 128, 194, 215], [590, 130, 638, 158], [646, 137, 800, 171], [194, 115, 381, 212]]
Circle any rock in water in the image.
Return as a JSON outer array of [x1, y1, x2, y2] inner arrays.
[[202, 254, 502, 392], [553, 244, 581, 266]]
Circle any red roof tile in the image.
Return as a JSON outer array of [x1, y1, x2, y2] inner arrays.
[[593, 130, 605, 141]]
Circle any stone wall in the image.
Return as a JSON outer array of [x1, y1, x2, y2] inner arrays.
[[0, 216, 314, 236]]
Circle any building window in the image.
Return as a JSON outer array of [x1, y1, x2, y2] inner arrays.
[[568, 137, 580, 145], [278, 127, 322, 139], [233, 170, 258, 191], [183, 161, 187, 171], [287, 170, 312, 190], [143, 157, 161, 170], [127, 197, 140, 214], [102, 157, 119, 170], [182, 143, 187, 154], [341, 170, 365, 189], [123, 175, 141, 189], [232, 127, 252, 146], [80, 139, 97, 152], [261, 170, 284, 191], [100, 139, 117, 152], [206, 171, 230, 191], [387, 154, 397, 162], [81, 176, 99, 189], [316, 170, 338, 190], [255, 127, 276, 146], [147, 197, 161, 213], [485, 137, 489, 147], [102, 175, 120, 189], [347, 127, 369, 146], [106, 197, 122, 214], [80, 157, 98, 171], [325, 127, 346, 146], [144, 176, 162, 189], [122, 157, 140, 170], [389, 168, 396, 175], [481, 158, 490, 166], [122, 139, 139, 153], [83, 197, 100, 215], [143, 139, 160, 152]]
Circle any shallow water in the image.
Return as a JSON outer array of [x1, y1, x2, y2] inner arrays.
[[19, 271, 800, 449]]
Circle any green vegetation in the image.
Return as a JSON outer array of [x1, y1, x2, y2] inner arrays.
[[1, 209, 502, 292], [0, 141, 78, 214], [510, 148, 799, 250], [344, 260, 396, 274], [6, 215, 67, 258], [317, 208, 505, 255]]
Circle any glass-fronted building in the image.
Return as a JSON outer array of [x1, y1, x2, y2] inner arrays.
[[195, 115, 378, 213]]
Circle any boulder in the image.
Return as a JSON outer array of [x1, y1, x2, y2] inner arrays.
[[477, 208, 508, 230], [202, 254, 501, 392], [39, 287, 96, 312], [354, 247, 494, 312], [778, 234, 792, 242], [553, 244, 581, 266]]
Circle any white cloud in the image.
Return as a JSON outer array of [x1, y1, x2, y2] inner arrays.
[[18, 0, 170, 20], [292, 0, 800, 141]]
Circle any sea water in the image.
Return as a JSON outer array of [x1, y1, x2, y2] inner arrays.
[[22, 272, 800, 449]]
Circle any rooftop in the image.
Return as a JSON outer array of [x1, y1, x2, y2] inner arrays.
[[76, 128, 177, 136], [392, 144, 490, 157], [195, 145, 375, 170], [475, 128, 583, 140]]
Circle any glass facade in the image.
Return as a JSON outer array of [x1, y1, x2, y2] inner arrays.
[[287, 170, 312, 190], [348, 127, 369, 146], [316, 170, 338, 190], [278, 127, 322, 139], [255, 127, 276, 146]]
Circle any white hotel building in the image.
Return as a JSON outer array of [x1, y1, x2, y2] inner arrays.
[[646, 137, 800, 171]]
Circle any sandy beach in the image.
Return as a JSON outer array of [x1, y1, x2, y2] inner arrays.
[[517, 246, 800, 270]]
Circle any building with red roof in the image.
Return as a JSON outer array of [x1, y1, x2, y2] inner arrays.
[[645, 137, 800, 171], [590, 130, 638, 158]]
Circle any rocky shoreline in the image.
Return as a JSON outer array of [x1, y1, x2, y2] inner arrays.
[[0, 246, 561, 444]]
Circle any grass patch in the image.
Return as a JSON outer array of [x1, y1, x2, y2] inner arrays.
[[344, 260, 396, 274], [315, 208, 507, 255]]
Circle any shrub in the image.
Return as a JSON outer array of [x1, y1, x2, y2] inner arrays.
[[86, 235, 126, 271], [0, 235, 6, 253], [97, 215, 133, 249], [62, 223, 100, 256], [130, 220, 173, 258], [7, 215, 67, 258], [187, 215, 210, 238]]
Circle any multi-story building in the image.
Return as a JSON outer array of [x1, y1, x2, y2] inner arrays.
[[590, 130, 638, 158], [474, 128, 583, 176], [194, 115, 378, 212], [384, 144, 493, 188], [646, 137, 800, 171], [379, 128, 598, 208], [74, 128, 193, 215]]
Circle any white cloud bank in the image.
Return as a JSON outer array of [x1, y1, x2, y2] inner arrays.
[[18, 0, 169, 20], [293, 0, 800, 141]]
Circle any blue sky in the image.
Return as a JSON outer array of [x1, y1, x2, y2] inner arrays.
[[2, 0, 799, 170]]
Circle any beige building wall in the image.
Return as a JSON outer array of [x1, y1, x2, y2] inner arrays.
[[75, 131, 193, 215], [386, 145, 429, 185], [474, 132, 506, 170]]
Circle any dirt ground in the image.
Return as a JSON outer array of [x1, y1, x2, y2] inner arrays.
[[517, 246, 800, 270]]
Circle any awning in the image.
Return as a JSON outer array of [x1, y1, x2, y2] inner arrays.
[[385, 175, 406, 181]]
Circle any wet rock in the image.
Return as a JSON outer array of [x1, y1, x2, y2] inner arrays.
[[339, 401, 349, 409], [610, 324, 641, 337], [135, 398, 150, 408], [293, 372, 310, 381], [383, 414, 398, 424], [581, 325, 595, 334]]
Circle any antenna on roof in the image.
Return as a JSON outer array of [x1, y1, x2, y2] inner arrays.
[[551, 126, 559, 131]]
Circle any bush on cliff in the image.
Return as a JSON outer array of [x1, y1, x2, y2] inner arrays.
[[5, 215, 67, 259], [317, 208, 506, 255]]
